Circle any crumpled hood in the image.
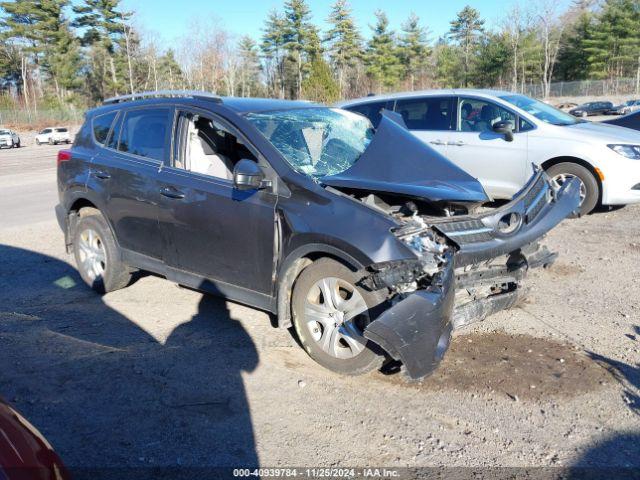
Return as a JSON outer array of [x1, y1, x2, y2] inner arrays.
[[321, 116, 489, 204], [564, 121, 640, 143]]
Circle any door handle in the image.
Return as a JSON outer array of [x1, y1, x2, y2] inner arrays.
[[160, 186, 185, 199], [92, 170, 111, 180], [448, 140, 466, 146], [429, 140, 446, 145]]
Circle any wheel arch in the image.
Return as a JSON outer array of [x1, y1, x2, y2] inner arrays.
[[275, 244, 367, 329], [63, 195, 120, 254], [541, 156, 603, 203]]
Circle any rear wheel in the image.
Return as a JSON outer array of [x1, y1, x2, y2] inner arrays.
[[546, 162, 599, 216], [291, 258, 387, 376], [73, 210, 132, 294]]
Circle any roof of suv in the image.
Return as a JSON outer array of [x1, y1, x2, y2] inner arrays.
[[338, 88, 516, 106], [87, 94, 319, 117]]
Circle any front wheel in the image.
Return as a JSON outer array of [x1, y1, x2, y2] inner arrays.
[[546, 162, 599, 216], [291, 258, 387, 376], [36, 139, 41, 145], [73, 210, 132, 293]]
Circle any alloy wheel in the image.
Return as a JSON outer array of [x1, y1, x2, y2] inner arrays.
[[550, 173, 587, 205], [303, 277, 368, 359], [77, 228, 107, 281]]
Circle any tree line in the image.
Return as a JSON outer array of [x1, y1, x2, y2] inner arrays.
[[1, 0, 640, 114]]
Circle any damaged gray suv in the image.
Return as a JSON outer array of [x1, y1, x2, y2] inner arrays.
[[56, 91, 581, 379]]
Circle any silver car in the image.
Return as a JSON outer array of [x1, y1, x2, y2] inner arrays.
[[339, 89, 640, 215], [0, 129, 20, 149]]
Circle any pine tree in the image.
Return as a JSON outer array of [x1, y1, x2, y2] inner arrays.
[[302, 56, 340, 102], [366, 10, 402, 92], [261, 9, 287, 98], [0, 0, 81, 101], [475, 33, 510, 88], [324, 0, 362, 96], [582, 0, 640, 82], [156, 49, 183, 89], [72, 0, 131, 98], [448, 5, 485, 87], [433, 40, 463, 87], [283, 0, 316, 99], [399, 12, 430, 90], [556, 10, 593, 81], [238, 36, 261, 97]]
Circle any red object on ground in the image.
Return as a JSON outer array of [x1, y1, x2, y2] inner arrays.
[[0, 398, 70, 480]]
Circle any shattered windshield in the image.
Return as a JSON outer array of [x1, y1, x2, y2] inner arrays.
[[246, 107, 374, 177]]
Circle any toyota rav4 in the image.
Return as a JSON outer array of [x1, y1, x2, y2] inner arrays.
[[56, 91, 581, 379]]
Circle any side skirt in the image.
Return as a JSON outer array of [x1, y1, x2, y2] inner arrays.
[[120, 248, 276, 313]]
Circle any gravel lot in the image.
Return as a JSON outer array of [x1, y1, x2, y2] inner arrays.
[[0, 132, 638, 478]]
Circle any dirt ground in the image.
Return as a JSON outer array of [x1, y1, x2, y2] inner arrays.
[[0, 135, 639, 478]]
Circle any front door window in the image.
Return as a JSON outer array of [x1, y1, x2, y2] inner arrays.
[[458, 98, 516, 133]]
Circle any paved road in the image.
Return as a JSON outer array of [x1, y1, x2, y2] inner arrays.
[[0, 142, 65, 228]]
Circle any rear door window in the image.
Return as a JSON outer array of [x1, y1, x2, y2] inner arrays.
[[344, 101, 389, 128], [92, 112, 117, 145], [394, 97, 455, 130], [117, 108, 172, 162]]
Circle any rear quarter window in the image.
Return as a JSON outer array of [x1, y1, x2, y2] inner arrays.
[[92, 112, 117, 145]]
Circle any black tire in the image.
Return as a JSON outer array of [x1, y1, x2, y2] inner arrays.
[[13, 141, 20, 148], [73, 210, 132, 294], [546, 162, 599, 216], [291, 258, 387, 376], [36, 139, 41, 146]]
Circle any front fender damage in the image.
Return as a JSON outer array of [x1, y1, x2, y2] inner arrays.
[[363, 259, 455, 380]]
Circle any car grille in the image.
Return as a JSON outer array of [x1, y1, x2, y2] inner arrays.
[[436, 219, 494, 245], [523, 176, 548, 224]]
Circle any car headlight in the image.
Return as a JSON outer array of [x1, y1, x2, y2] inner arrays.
[[608, 144, 640, 159]]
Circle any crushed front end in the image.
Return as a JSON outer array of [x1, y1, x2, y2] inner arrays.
[[357, 170, 582, 379]]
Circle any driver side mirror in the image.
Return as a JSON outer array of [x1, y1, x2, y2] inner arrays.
[[233, 159, 266, 191], [493, 121, 515, 142]]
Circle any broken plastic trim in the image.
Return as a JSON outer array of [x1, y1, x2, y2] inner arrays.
[[358, 259, 427, 291], [363, 255, 456, 380]]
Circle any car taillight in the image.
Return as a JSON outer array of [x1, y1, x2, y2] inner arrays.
[[57, 150, 72, 166]]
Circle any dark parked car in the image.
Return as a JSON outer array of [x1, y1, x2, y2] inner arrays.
[[603, 110, 640, 131], [569, 101, 614, 117], [0, 397, 69, 480], [56, 91, 580, 379]]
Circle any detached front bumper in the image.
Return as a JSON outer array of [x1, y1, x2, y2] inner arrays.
[[363, 260, 455, 379]]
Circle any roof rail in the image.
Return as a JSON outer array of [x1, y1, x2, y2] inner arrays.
[[103, 90, 222, 105]]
